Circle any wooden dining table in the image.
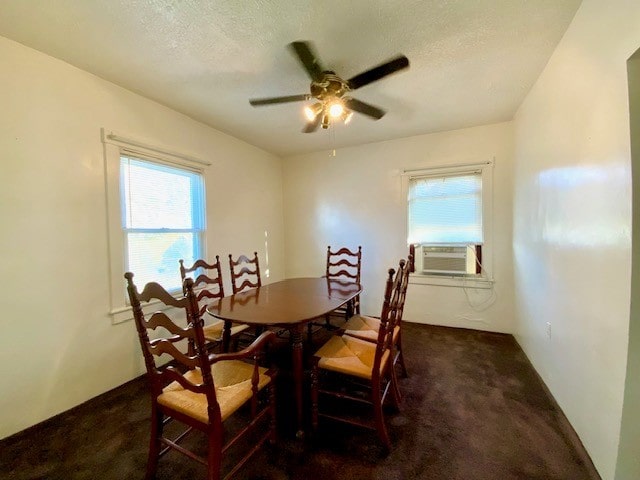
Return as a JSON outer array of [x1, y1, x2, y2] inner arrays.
[[207, 277, 362, 437]]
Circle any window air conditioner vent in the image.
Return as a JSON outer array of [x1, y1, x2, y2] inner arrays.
[[421, 245, 472, 275]]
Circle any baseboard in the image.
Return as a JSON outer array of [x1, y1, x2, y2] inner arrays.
[[512, 340, 602, 480]]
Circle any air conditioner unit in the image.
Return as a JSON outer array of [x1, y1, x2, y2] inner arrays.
[[419, 245, 475, 275]]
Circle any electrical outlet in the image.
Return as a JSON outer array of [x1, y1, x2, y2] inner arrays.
[[546, 322, 552, 339]]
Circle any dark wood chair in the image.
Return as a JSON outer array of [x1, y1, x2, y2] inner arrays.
[[310, 259, 406, 450], [125, 272, 277, 480], [179, 257, 249, 352], [228, 252, 261, 294], [326, 245, 362, 319], [308, 246, 362, 340], [342, 254, 412, 378], [229, 251, 272, 341]]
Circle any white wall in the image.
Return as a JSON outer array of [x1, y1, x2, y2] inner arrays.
[[282, 122, 515, 333], [0, 36, 285, 439], [616, 49, 640, 480], [512, 1, 640, 478]]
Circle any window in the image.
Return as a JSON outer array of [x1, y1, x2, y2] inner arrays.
[[408, 172, 483, 245], [102, 129, 210, 323], [406, 162, 492, 280], [120, 156, 205, 292]]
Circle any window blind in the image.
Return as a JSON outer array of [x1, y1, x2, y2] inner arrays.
[[120, 156, 205, 291], [408, 172, 483, 244]]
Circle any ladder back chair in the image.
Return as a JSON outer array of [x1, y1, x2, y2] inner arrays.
[[309, 245, 362, 338], [228, 252, 261, 294], [179, 257, 249, 352], [125, 272, 277, 480], [342, 254, 412, 378], [228, 251, 271, 341], [310, 259, 406, 450], [326, 245, 362, 317]]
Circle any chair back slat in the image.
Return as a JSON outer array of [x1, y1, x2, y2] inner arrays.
[[234, 279, 258, 293], [331, 247, 361, 257], [137, 281, 188, 309], [192, 274, 222, 292], [329, 268, 358, 279], [181, 258, 218, 273], [236, 265, 259, 277], [229, 252, 262, 294], [327, 258, 360, 269], [196, 289, 223, 303], [146, 311, 196, 339], [148, 339, 200, 369]]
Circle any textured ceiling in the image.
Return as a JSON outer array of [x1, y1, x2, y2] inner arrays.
[[0, 0, 581, 157]]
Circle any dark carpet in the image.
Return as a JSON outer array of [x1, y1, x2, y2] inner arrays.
[[0, 323, 600, 480]]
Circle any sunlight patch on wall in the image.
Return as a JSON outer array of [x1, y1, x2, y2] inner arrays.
[[537, 163, 631, 248]]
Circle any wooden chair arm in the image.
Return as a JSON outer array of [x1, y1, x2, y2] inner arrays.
[[208, 330, 275, 364]]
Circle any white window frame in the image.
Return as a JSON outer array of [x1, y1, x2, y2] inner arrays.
[[403, 160, 495, 288], [102, 129, 210, 324]]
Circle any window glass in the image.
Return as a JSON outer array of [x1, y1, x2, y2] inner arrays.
[[120, 156, 204, 291]]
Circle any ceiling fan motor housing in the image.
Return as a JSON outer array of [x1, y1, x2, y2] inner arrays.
[[310, 71, 350, 101]]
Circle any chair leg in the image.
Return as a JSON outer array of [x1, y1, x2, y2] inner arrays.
[[310, 363, 319, 432], [307, 322, 314, 344], [145, 406, 163, 480], [268, 382, 277, 445], [396, 332, 409, 378], [206, 428, 223, 480], [390, 367, 402, 408], [372, 380, 391, 450]]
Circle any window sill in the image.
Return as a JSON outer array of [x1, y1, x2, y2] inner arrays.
[[109, 298, 176, 325], [409, 273, 494, 289], [110, 304, 138, 325]]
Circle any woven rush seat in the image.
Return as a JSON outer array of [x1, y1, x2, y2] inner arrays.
[[159, 360, 271, 423], [343, 314, 399, 343], [314, 334, 391, 380], [202, 320, 249, 343]]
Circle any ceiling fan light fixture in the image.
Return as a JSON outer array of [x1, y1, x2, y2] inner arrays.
[[328, 100, 344, 118], [304, 102, 323, 121]]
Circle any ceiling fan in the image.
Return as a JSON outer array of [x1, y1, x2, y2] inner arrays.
[[249, 41, 410, 133]]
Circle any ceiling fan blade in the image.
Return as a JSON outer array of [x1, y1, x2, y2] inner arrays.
[[302, 114, 322, 133], [249, 94, 309, 106], [347, 55, 410, 90], [289, 41, 324, 82], [344, 98, 386, 120]]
